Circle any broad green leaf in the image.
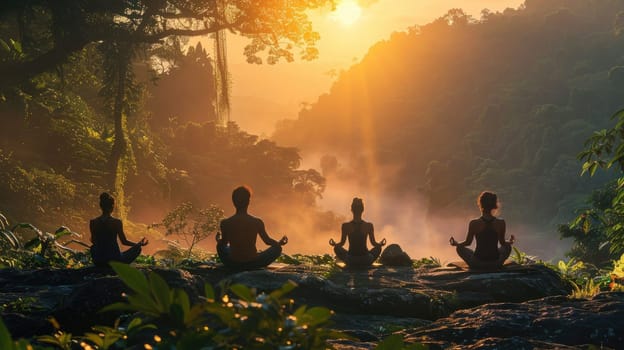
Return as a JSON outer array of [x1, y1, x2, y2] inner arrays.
[[204, 283, 215, 301], [110, 262, 150, 297], [375, 334, 404, 350], [83, 333, 104, 347], [127, 294, 160, 314], [173, 289, 191, 323], [54, 226, 73, 239], [0, 213, 8, 230], [0, 318, 14, 350], [148, 271, 171, 312], [303, 307, 332, 326], [0, 230, 20, 249], [229, 284, 253, 302], [127, 317, 142, 331], [269, 280, 297, 299], [23, 237, 40, 250], [0, 39, 9, 53], [8, 39, 21, 53], [611, 108, 624, 120]]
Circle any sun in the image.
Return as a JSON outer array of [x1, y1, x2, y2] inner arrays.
[[331, 0, 362, 26]]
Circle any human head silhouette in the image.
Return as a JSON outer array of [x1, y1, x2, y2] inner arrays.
[[478, 191, 498, 214], [232, 186, 252, 211], [351, 197, 364, 215], [99, 192, 115, 214]]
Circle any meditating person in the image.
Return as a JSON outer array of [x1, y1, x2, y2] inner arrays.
[[90, 192, 148, 267], [329, 197, 386, 268], [449, 191, 515, 269], [216, 186, 287, 269]]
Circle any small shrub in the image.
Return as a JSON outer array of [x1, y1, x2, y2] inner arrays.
[[150, 202, 224, 259], [511, 247, 537, 265], [609, 253, 624, 291], [412, 257, 442, 269], [569, 278, 601, 299]]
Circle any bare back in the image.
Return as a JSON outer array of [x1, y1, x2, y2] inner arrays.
[[342, 220, 374, 256], [467, 217, 506, 260], [220, 214, 264, 262]]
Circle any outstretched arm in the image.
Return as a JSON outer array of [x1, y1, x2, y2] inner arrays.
[[498, 220, 514, 245], [330, 224, 348, 247], [450, 221, 475, 247], [368, 224, 386, 247], [258, 219, 284, 247], [117, 220, 148, 247]]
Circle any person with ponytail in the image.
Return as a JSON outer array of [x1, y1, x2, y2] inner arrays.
[[449, 191, 515, 269], [329, 197, 386, 268], [89, 192, 148, 267]]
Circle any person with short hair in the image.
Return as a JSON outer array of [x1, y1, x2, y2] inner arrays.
[[90, 192, 148, 267], [449, 191, 515, 269], [216, 186, 287, 269], [329, 197, 386, 268]]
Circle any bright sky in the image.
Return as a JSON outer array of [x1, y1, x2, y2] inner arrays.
[[211, 0, 524, 135]]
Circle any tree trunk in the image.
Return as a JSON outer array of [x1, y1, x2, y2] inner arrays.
[[109, 59, 128, 193]]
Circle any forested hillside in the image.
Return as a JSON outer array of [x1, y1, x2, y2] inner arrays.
[[273, 0, 624, 232]]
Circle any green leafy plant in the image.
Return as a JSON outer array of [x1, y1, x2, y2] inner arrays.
[[0, 297, 39, 313], [551, 258, 599, 286], [608, 253, 624, 291], [569, 278, 601, 299], [511, 247, 537, 265], [0, 215, 90, 269], [151, 202, 224, 259], [412, 256, 442, 269], [98, 262, 347, 349], [0, 262, 349, 349]]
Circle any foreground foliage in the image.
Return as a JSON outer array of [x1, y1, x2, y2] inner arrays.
[[0, 262, 348, 349]]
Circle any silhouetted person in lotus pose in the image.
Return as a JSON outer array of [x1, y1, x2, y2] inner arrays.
[[450, 191, 515, 269], [330, 198, 386, 268], [90, 192, 148, 267], [216, 186, 287, 269]]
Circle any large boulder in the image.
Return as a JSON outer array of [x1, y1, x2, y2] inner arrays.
[[403, 292, 624, 349], [379, 244, 413, 266]]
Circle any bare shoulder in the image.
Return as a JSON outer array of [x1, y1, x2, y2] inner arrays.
[[468, 218, 482, 226]]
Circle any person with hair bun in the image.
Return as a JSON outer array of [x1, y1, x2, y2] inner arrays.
[[89, 192, 148, 267], [449, 191, 515, 269], [329, 197, 386, 268]]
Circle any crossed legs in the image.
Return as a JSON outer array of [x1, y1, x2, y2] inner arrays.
[[334, 245, 382, 268], [456, 243, 511, 269]]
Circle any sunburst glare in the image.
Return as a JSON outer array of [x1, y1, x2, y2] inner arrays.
[[331, 0, 362, 26]]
